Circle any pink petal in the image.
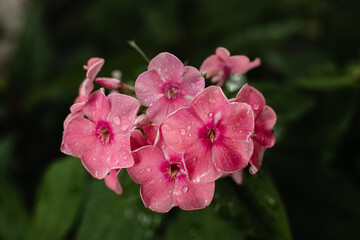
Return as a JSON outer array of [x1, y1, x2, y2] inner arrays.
[[75, 78, 94, 103], [146, 96, 170, 124], [70, 102, 85, 114], [235, 84, 265, 117], [254, 106, 276, 147], [161, 108, 203, 153], [104, 169, 123, 195], [230, 170, 243, 185], [190, 86, 231, 124], [134, 114, 149, 128], [175, 179, 214, 210], [215, 47, 231, 61], [107, 93, 140, 134], [178, 66, 205, 96], [63, 117, 97, 158], [249, 140, 266, 174], [140, 174, 175, 213], [135, 70, 164, 107], [183, 140, 222, 183], [143, 124, 159, 145], [127, 146, 164, 184], [221, 102, 254, 141], [83, 90, 110, 122], [199, 55, 222, 78], [148, 52, 185, 83], [230, 56, 261, 74], [86, 58, 104, 81], [212, 138, 253, 172], [130, 129, 148, 151], [95, 77, 120, 90], [110, 135, 134, 168]]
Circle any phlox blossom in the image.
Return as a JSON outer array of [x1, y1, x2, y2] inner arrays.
[[162, 86, 254, 183], [128, 127, 214, 213], [135, 52, 205, 124], [200, 47, 260, 86], [62, 89, 140, 179]]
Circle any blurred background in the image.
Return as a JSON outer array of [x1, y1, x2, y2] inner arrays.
[[0, 0, 360, 239]]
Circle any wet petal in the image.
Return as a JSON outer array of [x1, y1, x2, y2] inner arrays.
[[175, 179, 214, 210], [249, 140, 266, 174], [130, 129, 148, 151], [199, 55, 222, 78], [254, 106, 276, 147], [104, 169, 123, 195], [95, 77, 120, 90], [146, 96, 170, 124], [178, 66, 205, 96], [143, 124, 159, 145], [215, 47, 231, 61], [86, 58, 104, 81], [235, 84, 265, 118], [213, 138, 253, 172], [83, 90, 110, 122], [148, 52, 185, 83], [135, 70, 164, 106], [230, 56, 260, 74]]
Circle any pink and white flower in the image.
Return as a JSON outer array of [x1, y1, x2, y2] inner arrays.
[[62, 89, 140, 179], [200, 47, 261, 86], [162, 86, 254, 183], [135, 52, 205, 124], [128, 129, 214, 213], [232, 84, 276, 174]]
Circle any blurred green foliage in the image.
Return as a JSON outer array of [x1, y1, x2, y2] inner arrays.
[[1, 0, 360, 239]]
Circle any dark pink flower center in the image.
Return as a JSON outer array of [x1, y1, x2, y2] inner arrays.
[[165, 85, 179, 100], [168, 163, 181, 180], [96, 121, 113, 145]]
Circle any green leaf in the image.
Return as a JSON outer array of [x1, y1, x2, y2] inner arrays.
[[76, 171, 164, 240], [31, 157, 87, 240]]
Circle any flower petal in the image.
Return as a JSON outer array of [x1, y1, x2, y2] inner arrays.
[[254, 106, 276, 147], [230, 170, 243, 185], [183, 140, 222, 183], [175, 179, 214, 210], [148, 52, 185, 83], [135, 70, 164, 107], [140, 175, 175, 213], [230, 56, 261, 74], [110, 135, 134, 168], [107, 93, 140, 134], [161, 108, 203, 153], [104, 169, 123, 195], [221, 102, 254, 141], [83, 90, 110, 122], [178, 66, 205, 96], [128, 146, 164, 184], [75, 78, 94, 104], [146, 96, 170, 124], [215, 47, 231, 61], [213, 138, 253, 172], [95, 77, 120, 90], [86, 58, 104, 81], [130, 129, 147, 151], [249, 140, 266, 174], [143, 124, 159, 145], [199, 55, 222, 78], [235, 84, 265, 118], [190, 86, 232, 125]]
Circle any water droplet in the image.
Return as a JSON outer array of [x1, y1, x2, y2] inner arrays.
[[192, 157, 197, 161], [146, 167, 151, 172], [232, 126, 236, 131], [182, 185, 189, 193], [209, 97, 217, 103], [191, 121, 195, 125], [208, 113, 213, 118], [180, 129, 186, 135], [186, 125, 191, 130], [156, 67, 161, 72], [253, 104, 259, 110], [114, 116, 121, 125], [139, 169, 144, 174], [149, 180, 155, 185], [122, 110, 126, 114], [238, 130, 243, 134], [161, 144, 166, 149]]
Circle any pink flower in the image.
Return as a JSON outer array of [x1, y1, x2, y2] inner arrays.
[[200, 47, 261, 86], [104, 169, 123, 195], [232, 84, 276, 174], [62, 89, 140, 179], [127, 129, 214, 213], [135, 52, 205, 124], [161, 86, 254, 183], [130, 124, 159, 151]]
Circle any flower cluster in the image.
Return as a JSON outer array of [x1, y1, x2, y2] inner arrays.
[[61, 47, 276, 213]]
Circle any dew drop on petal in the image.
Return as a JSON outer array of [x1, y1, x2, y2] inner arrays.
[[232, 126, 236, 131], [208, 113, 213, 118], [182, 185, 189, 193], [188, 133, 192, 137], [146, 167, 151, 172], [192, 157, 197, 162], [253, 104, 259, 110], [114, 116, 121, 125], [238, 130, 243, 134], [180, 129, 186, 135], [186, 125, 191, 130], [208, 97, 217, 103], [139, 169, 144, 174], [161, 144, 166, 150]]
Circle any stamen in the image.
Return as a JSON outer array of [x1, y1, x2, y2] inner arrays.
[[96, 122, 113, 144], [166, 87, 179, 99], [168, 163, 181, 179], [206, 129, 215, 143]]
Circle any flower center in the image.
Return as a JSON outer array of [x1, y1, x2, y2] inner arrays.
[[166, 87, 179, 99], [206, 129, 215, 143], [96, 121, 113, 144], [168, 163, 181, 180]]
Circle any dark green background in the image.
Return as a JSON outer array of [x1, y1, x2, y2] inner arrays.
[[1, 0, 359, 239]]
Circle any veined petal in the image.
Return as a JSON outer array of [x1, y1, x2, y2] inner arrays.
[[213, 138, 253, 172], [183, 140, 222, 183], [190, 86, 231, 125], [221, 102, 254, 141], [83, 90, 110, 122], [235, 84, 265, 118], [128, 146, 165, 184], [161, 108, 203, 153], [104, 169, 123, 195], [148, 52, 185, 83], [140, 174, 175, 213], [254, 106, 276, 147], [135, 70, 164, 107], [175, 179, 214, 210], [107, 93, 140, 134], [178, 66, 205, 96]]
